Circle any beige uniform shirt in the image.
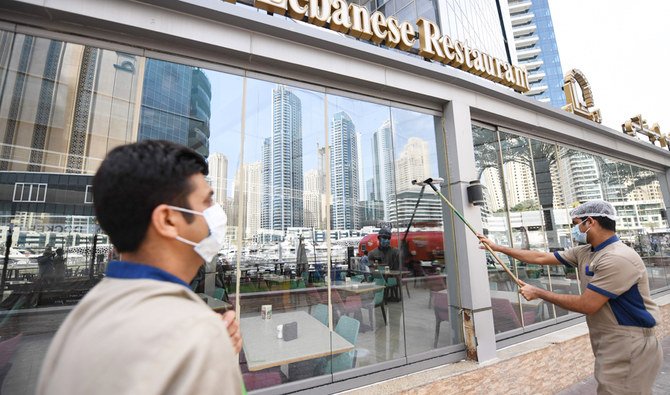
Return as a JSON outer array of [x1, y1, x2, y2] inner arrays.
[[554, 235, 659, 331], [36, 278, 243, 395]]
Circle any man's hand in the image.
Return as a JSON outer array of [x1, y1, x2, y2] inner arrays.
[[476, 233, 500, 252], [518, 280, 542, 301], [221, 310, 242, 354]]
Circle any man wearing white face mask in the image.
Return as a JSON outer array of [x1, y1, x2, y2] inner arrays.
[[37, 140, 244, 394], [478, 200, 662, 395]]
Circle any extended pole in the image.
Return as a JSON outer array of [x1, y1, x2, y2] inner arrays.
[[419, 178, 522, 287]]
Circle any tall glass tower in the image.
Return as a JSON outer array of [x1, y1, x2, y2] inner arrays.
[[508, 0, 566, 106], [268, 85, 303, 231], [138, 60, 211, 157], [330, 111, 360, 230]]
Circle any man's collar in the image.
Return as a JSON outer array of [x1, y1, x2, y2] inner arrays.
[[105, 260, 190, 288], [591, 234, 620, 252]]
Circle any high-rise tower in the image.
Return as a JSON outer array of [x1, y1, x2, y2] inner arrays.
[[508, 0, 566, 106], [330, 111, 360, 230]]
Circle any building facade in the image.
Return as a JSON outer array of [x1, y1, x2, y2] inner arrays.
[[508, 0, 567, 105], [1, 1, 669, 394]]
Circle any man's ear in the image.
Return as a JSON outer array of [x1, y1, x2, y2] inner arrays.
[[151, 204, 180, 239]]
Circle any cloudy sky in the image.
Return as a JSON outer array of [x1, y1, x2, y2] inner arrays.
[[548, 0, 670, 132]]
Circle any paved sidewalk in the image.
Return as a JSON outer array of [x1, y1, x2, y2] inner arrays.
[[557, 336, 670, 394]]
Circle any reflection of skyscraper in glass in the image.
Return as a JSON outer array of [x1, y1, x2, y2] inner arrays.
[[372, 120, 395, 219], [261, 137, 272, 230], [233, 161, 262, 240], [138, 60, 211, 157], [208, 152, 228, 205], [304, 169, 322, 229], [265, 85, 303, 231], [508, 0, 566, 106], [330, 112, 359, 230], [395, 137, 430, 193], [559, 151, 603, 205], [0, 35, 140, 174]]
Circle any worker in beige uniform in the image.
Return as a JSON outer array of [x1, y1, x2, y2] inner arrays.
[[37, 141, 244, 394], [478, 200, 662, 395]]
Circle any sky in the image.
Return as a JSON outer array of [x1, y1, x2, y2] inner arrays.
[[548, 0, 670, 132]]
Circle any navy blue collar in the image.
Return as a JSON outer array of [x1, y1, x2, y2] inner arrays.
[[105, 260, 190, 288], [592, 235, 620, 252]]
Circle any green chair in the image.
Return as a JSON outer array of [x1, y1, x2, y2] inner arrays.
[[362, 278, 387, 327], [311, 303, 328, 326], [351, 275, 364, 283], [316, 316, 360, 374], [213, 287, 227, 301]]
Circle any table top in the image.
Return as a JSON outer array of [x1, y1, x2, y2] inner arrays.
[[197, 293, 232, 313], [331, 283, 385, 295], [240, 310, 354, 371]]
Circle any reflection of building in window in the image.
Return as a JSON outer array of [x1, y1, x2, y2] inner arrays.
[[138, 60, 211, 158], [304, 169, 323, 229], [208, 152, 229, 206], [482, 167, 505, 212], [13, 183, 47, 202], [503, 161, 537, 209], [232, 161, 262, 240], [261, 85, 304, 232], [0, 35, 139, 174], [388, 191, 442, 226], [395, 137, 430, 193], [372, 120, 395, 219], [330, 111, 360, 230], [559, 151, 603, 205]]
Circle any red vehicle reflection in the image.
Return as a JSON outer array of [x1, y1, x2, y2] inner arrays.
[[358, 229, 444, 274]]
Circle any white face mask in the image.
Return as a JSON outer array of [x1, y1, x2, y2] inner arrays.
[[169, 204, 227, 263]]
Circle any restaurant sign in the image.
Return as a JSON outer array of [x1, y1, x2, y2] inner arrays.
[[254, 0, 530, 93]]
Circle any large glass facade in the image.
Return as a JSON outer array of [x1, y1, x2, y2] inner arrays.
[[509, 0, 566, 106], [0, 31, 462, 393], [473, 122, 668, 336]]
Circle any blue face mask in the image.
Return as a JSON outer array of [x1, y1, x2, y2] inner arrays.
[[571, 219, 590, 244], [379, 238, 391, 248]]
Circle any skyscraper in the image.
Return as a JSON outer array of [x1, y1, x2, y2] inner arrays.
[[233, 161, 262, 240], [0, 35, 140, 174], [208, 152, 228, 206], [395, 137, 430, 193], [261, 137, 272, 230], [372, 120, 395, 219], [138, 61, 211, 157], [264, 85, 304, 232], [303, 169, 322, 229], [330, 111, 360, 230], [508, 0, 566, 106]]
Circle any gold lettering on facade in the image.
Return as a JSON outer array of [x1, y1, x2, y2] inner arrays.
[[252, 4, 529, 92], [562, 69, 602, 123], [398, 21, 415, 51], [369, 12, 387, 44], [385, 17, 401, 48], [349, 4, 373, 40], [288, 0, 308, 19], [329, 0, 351, 33], [308, 0, 330, 26]]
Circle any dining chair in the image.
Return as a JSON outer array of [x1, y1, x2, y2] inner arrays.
[[315, 316, 360, 375], [361, 278, 387, 328], [311, 303, 329, 326], [432, 291, 449, 348]]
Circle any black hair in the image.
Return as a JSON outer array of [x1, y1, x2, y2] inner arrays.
[[92, 140, 208, 253], [581, 216, 616, 232]]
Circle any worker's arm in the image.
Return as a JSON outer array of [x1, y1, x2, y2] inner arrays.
[[477, 234, 561, 266], [519, 281, 609, 315]]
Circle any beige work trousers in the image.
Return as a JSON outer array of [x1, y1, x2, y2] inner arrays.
[[590, 326, 663, 395]]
